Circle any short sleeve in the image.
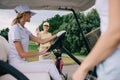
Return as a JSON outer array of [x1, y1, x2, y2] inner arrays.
[[9, 25, 21, 42]]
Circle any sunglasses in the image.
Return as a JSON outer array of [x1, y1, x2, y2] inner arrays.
[[44, 25, 49, 27]]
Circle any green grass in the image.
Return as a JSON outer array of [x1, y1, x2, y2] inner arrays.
[[26, 41, 39, 61], [28, 41, 39, 52], [27, 41, 85, 65]]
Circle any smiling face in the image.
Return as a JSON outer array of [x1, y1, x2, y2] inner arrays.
[[43, 22, 50, 32], [43, 24, 50, 32]]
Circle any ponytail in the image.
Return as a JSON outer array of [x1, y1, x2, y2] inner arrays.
[[11, 13, 23, 26]]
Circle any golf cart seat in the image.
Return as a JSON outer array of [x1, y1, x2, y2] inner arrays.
[[0, 36, 50, 80], [0, 73, 50, 80], [85, 27, 100, 50]]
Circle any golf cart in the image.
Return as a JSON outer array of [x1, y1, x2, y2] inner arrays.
[[0, 0, 97, 80], [47, 28, 100, 80]]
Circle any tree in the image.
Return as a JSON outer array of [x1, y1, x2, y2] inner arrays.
[[39, 14, 63, 34], [38, 9, 100, 54], [0, 28, 9, 40]]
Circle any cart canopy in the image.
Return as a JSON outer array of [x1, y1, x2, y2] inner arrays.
[[0, 0, 95, 11]]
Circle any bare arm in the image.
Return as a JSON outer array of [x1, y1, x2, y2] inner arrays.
[[30, 34, 56, 44], [14, 41, 47, 58], [72, 0, 120, 80]]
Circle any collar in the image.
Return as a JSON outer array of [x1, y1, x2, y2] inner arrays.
[[17, 23, 26, 30]]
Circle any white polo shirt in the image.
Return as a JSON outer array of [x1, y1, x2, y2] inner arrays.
[[8, 23, 32, 63], [95, 0, 120, 48], [95, 0, 108, 34], [95, 1, 120, 79]]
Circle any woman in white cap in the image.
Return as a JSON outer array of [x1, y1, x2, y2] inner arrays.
[[72, 0, 120, 80], [8, 4, 65, 80], [37, 22, 53, 60]]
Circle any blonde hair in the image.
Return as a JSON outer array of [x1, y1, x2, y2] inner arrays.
[[11, 13, 23, 26]]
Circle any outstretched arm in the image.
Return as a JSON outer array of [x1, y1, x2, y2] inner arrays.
[[14, 41, 48, 58], [30, 34, 56, 44], [72, 0, 120, 80]]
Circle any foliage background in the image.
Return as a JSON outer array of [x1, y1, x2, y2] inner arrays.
[[0, 9, 100, 55], [39, 9, 100, 54]]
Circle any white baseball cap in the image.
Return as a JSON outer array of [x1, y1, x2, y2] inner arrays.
[[14, 4, 36, 16], [43, 22, 50, 26]]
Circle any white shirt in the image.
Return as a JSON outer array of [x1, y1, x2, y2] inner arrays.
[[95, 0, 120, 48], [8, 23, 32, 63], [95, 0, 108, 34]]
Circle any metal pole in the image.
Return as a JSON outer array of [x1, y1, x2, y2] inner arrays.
[[59, 8, 90, 53], [62, 46, 80, 65]]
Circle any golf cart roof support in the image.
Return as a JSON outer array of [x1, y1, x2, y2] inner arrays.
[[59, 7, 90, 53], [62, 46, 81, 65]]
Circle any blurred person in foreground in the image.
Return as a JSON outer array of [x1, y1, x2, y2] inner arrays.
[[72, 0, 120, 80]]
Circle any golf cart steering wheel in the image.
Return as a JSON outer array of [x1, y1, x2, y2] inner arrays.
[[47, 31, 66, 52], [47, 31, 80, 65]]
